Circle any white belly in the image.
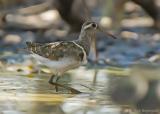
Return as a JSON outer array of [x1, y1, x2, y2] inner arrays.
[[31, 54, 81, 74]]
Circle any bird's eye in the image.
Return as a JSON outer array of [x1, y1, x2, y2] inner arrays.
[[92, 23, 97, 28]]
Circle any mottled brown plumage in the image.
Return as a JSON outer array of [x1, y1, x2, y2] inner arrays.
[[26, 21, 116, 92], [26, 41, 84, 61]]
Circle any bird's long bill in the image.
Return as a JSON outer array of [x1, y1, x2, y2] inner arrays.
[[97, 26, 117, 39]]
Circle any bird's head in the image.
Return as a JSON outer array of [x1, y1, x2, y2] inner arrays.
[[82, 21, 98, 31], [81, 21, 117, 39]]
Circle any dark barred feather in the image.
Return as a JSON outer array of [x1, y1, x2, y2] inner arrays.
[[26, 41, 84, 61], [26, 42, 42, 54]]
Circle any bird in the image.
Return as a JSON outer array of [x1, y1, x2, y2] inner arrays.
[[26, 21, 116, 93]]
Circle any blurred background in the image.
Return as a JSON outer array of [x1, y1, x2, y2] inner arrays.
[[0, 0, 160, 114]]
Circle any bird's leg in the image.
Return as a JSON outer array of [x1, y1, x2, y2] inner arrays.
[[48, 74, 60, 92], [48, 74, 81, 94], [48, 74, 55, 84], [48, 74, 69, 92], [55, 76, 61, 92]]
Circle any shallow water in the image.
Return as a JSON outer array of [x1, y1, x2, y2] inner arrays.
[[0, 63, 160, 114], [0, 66, 125, 114]]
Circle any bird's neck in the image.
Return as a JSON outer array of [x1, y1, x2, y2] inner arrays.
[[76, 30, 94, 55]]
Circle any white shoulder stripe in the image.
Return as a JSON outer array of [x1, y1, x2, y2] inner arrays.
[[72, 41, 87, 64]]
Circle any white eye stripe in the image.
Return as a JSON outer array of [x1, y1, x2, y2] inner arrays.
[[84, 23, 97, 30], [84, 24, 92, 29]]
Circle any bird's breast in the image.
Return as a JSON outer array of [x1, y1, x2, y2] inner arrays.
[[31, 54, 81, 70]]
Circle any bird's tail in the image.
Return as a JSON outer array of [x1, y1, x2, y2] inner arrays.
[[26, 41, 42, 53], [26, 41, 38, 47], [26, 42, 33, 52]]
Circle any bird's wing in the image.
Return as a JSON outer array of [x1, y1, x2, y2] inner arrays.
[[26, 41, 85, 61]]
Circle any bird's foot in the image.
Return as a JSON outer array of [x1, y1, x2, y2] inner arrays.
[[48, 75, 60, 91], [48, 75, 81, 94], [48, 81, 81, 94]]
